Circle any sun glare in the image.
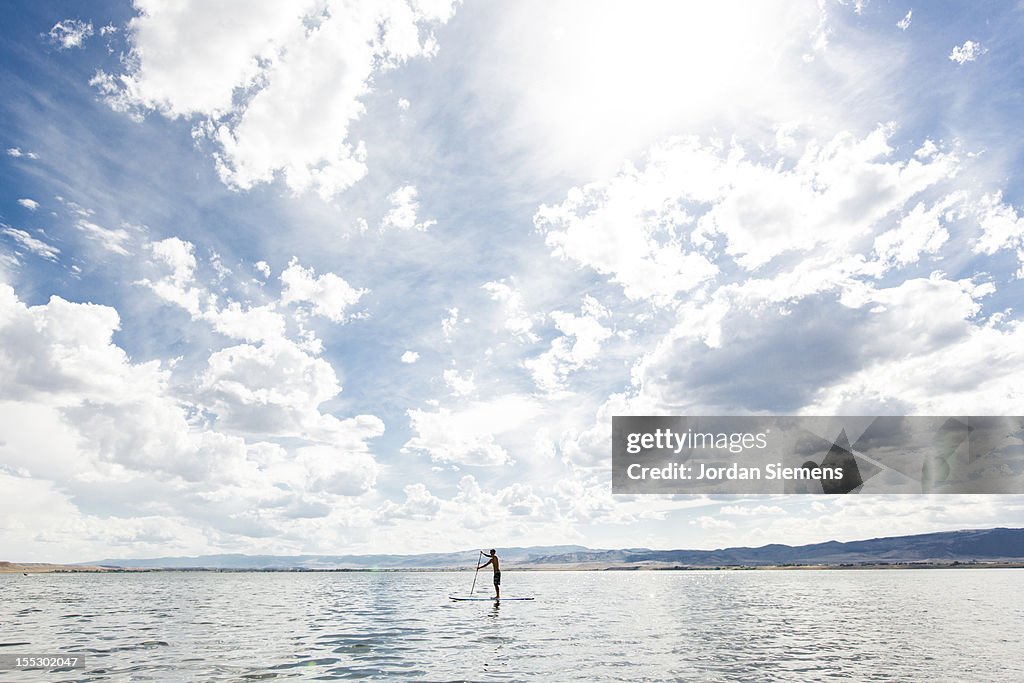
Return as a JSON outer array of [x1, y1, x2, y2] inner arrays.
[[495, 1, 807, 176]]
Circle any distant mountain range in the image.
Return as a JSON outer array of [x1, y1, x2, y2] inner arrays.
[[526, 527, 1024, 567], [85, 528, 1024, 570], [89, 545, 590, 570]]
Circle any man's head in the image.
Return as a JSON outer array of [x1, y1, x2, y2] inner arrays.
[[489, 549, 496, 556]]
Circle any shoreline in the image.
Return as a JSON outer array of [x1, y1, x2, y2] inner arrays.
[[4, 561, 1023, 574]]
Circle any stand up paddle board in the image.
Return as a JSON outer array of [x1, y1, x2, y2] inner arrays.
[[449, 596, 535, 601]]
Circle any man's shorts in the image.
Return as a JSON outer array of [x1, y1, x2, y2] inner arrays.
[[493, 570, 501, 586]]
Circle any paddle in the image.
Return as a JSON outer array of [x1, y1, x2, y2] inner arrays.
[[469, 550, 483, 595]]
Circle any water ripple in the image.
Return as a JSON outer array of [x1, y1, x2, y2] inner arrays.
[[0, 570, 1022, 681]]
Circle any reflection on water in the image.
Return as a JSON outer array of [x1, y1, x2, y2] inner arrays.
[[1, 569, 1022, 681]]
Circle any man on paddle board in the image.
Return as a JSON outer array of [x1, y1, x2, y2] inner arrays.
[[477, 549, 500, 599]]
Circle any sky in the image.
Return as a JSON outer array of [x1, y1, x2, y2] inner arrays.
[[2, 0, 1024, 563]]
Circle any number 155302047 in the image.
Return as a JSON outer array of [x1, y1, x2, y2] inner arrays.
[[0, 654, 85, 669]]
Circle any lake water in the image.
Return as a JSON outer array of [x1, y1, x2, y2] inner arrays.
[[1, 569, 1022, 681]]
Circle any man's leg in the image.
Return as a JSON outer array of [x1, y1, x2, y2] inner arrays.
[[494, 575, 500, 599]]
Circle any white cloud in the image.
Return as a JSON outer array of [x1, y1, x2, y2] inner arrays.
[[897, 10, 912, 31], [400, 350, 420, 363], [138, 242, 385, 475], [693, 126, 957, 270], [482, 281, 536, 340], [1, 228, 60, 262], [539, 122, 1021, 424], [0, 250, 20, 274], [534, 144, 719, 304], [443, 368, 475, 396], [209, 251, 231, 280], [94, 0, 457, 198], [255, 260, 271, 278], [397, 98, 411, 111], [915, 139, 939, 159], [0, 283, 388, 560], [870, 198, 956, 269], [536, 126, 959, 307], [0, 287, 127, 403], [557, 390, 656, 469], [441, 306, 459, 340], [375, 483, 442, 522], [370, 475, 568, 546], [0, 471, 213, 561], [17, 198, 40, 211], [150, 237, 197, 285], [200, 339, 383, 445], [0, 285, 246, 484], [719, 504, 787, 517], [692, 516, 736, 531], [630, 271, 1002, 417], [949, 40, 987, 64], [138, 238, 202, 314], [6, 147, 39, 159], [524, 296, 612, 392], [48, 19, 94, 49], [141, 239, 364, 348], [292, 444, 379, 496], [75, 219, 132, 255], [404, 395, 540, 466], [804, 303, 1024, 415], [974, 193, 1024, 259], [207, 302, 286, 344], [100, 3, 312, 117], [381, 185, 436, 231], [280, 259, 366, 322]]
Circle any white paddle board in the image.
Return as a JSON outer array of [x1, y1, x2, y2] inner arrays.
[[449, 596, 534, 601]]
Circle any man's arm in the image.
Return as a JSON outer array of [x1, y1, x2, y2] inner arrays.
[[477, 556, 494, 570]]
